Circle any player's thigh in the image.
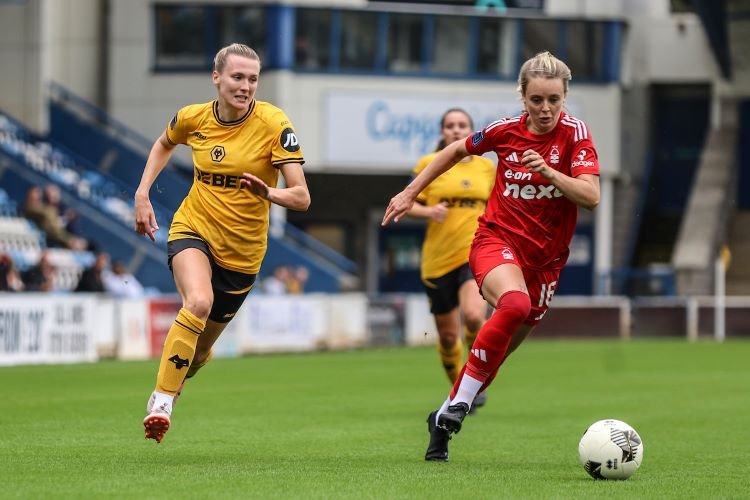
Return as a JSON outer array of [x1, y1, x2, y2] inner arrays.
[[171, 248, 213, 306], [480, 263, 527, 308]]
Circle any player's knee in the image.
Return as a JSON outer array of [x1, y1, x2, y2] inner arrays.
[[184, 295, 213, 322], [498, 290, 531, 322], [462, 308, 485, 332], [438, 330, 460, 349]]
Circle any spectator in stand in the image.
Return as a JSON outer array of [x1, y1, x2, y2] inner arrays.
[[0, 253, 25, 291], [287, 265, 309, 294], [22, 250, 56, 292], [102, 259, 144, 298], [262, 265, 291, 295], [43, 184, 84, 241], [22, 185, 87, 251], [74, 251, 110, 292]]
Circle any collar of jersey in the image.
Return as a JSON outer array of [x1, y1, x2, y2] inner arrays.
[[520, 111, 564, 138], [212, 99, 255, 126]]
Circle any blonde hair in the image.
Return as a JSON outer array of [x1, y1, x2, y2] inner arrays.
[[213, 43, 261, 73], [516, 51, 572, 96]]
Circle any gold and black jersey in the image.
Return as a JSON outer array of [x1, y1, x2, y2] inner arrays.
[[414, 152, 495, 280], [166, 99, 304, 274]]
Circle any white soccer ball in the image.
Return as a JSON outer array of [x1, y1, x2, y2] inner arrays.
[[578, 419, 644, 480]]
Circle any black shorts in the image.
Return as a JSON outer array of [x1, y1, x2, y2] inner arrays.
[[167, 237, 256, 323], [421, 263, 475, 315]]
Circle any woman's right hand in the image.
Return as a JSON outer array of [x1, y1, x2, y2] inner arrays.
[[430, 202, 449, 223], [134, 193, 159, 241], [382, 189, 417, 226]]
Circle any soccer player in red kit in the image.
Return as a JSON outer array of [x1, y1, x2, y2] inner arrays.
[[382, 51, 600, 461]]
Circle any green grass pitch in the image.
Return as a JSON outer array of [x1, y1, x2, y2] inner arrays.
[[2, 339, 748, 498]]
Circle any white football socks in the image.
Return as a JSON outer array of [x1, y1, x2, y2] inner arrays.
[[450, 373, 483, 409], [151, 391, 175, 414]]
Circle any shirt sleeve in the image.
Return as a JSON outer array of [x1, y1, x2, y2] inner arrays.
[[569, 136, 600, 177], [464, 127, 495, 156], [271, 112, 305, 167], [165, 108, 189, 146]]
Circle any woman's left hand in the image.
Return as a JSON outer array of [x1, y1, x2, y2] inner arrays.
[[240, 173, 271, 200]]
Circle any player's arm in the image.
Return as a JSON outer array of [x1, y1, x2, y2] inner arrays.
[[521, 149, 600, 210], [134, 131, 177, 240], [240, 162, 311, 211], [550, 173, 599, 210], [382, 139, 468, 225], [407, 201, 449, 223]]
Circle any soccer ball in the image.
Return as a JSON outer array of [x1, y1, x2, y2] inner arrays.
[[578, 419, 644, 480]]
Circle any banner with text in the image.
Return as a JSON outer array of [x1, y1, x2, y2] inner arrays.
[[0, 295, 97, 366], [324, 91, 582, 170], [324, 92, 519, 169]]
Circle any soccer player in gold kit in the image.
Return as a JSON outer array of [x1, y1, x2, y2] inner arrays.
[[134, 43, 310, 443], [405, 109, 495, 456]]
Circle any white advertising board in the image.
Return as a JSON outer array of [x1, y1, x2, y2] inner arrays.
[[324, 91, 583, 170], [0, 294, 98, 366], [240, 295, 328, 352]]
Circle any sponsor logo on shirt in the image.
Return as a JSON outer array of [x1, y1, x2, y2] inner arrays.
[[502, 182, 563, 200], [438, 197, 484, 208], [504, 151, 520, 163], [280, 128, 300, 152], [504, 170, 532, 181], [572, 149, 595, 168], [194, 166, 241, 189]]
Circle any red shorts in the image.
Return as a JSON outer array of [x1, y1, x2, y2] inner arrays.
[[469, 235, 562, 326]]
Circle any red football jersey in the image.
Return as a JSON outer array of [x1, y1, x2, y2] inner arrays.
[[465, 112, 600, 270]]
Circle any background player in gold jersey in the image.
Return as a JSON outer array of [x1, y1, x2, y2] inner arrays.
[[134, 43, 310, 443], [405, 109, 495, 437]]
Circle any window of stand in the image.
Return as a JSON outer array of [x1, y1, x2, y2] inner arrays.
[[476, 17, 517, 78], [154, 6, 208, 70], [563, 21, 604, 81], [387, 14, 424, 73], [219, 6, 267, 60], [340, 11, 378, 70], [431, 15, 470, 75], [153, 5, 620, 82], [295, 9, 332, 70], [153, 4, 267, 71]]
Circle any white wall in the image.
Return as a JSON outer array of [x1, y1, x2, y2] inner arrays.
[[623, 14, 719, 85], [0, 0, 102, 130], [0, 0, 44, 129], [43, 0, 102, 102]]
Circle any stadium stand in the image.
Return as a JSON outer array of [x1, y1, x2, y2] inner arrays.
[[0, 215, 95, 291], [0, 111, 175, 291]]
